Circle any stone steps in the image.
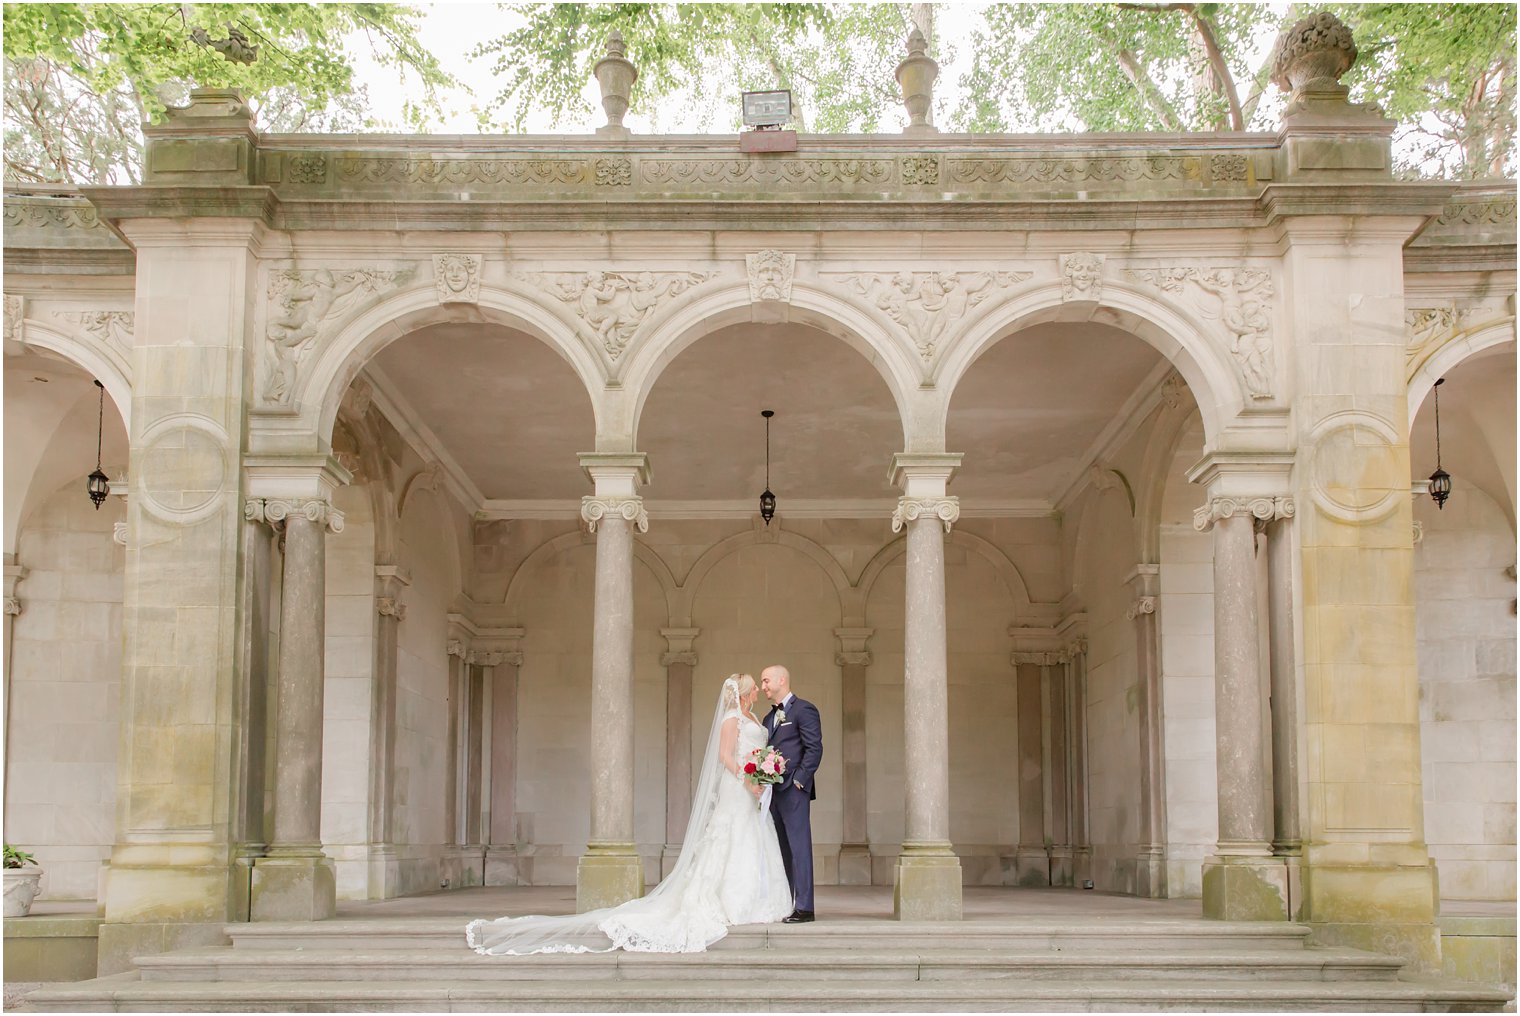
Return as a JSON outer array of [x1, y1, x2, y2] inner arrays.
[[130, 945, 1408, 983], [22, 975, 1514, 1012]]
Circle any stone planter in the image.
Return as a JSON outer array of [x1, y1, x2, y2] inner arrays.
[[4, 867, 43, 917]]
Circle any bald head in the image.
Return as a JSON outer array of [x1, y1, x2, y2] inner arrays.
[[760, 665, 791, 705]]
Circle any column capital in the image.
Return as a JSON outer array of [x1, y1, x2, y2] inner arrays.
[[1193, 495, 1294, 532], [659, 626, 700, 656], [1012, 651, 1062, 667], [1065, 637, 1088, 658], [892, 496, 960, 533], [833, 626, 875, 656], [377, 597, 407, 621], [446, 639, 468, 658], [582, 495, 648, 534], [4, 596, 20, 616], [246, 497, 345, 534], [1126, 596, 1157, 621], [889, 452, 963, 496]]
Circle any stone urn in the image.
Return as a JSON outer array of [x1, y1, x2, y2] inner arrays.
[[4, 866, 43, 917], [593, 31, 638, 130], [895, 27, 938, 132], [1269, 10, 1357, 94]]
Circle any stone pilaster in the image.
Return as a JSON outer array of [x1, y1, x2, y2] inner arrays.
[[3, 561, 25, 810], [233, 516, 272, 864], [484, 629, 525, 886], [834, 626, 874, 885], [1265, 512, 1303, 917], [1066, 639, 1092, 885], [576, 453, 650, 911], [659, 627, 698, 879], [1126, 564, 1167, 898], [250, 496, 344, 922], [367, 565, 408, 898], [1011, 652, 1050, 886], [889, 453, 962, 921], [1044, 652, 1072, 888], [443, 635, 468, 848], [1194, 494, 1286, 921]]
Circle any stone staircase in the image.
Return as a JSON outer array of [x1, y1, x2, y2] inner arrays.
[[22, 916, 1514, 1012]]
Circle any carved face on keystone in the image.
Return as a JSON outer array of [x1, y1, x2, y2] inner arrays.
[[1066, 254, 1102, 294], [440, 256, 472, 293], [754, 256, 787, 299]]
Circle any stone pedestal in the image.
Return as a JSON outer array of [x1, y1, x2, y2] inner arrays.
[[894, 847, 962, 922], [576, 846, 644, 912], [838, 844, 873, 886], [250, 856, 337, 922], [1202, 855, 1290, 922]]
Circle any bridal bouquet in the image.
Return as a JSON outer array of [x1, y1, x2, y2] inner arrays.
[[743, 746, 786, 787]]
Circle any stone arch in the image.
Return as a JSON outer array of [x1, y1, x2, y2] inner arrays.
[[303, 281, 608, 446], [19, 320, 132, 433], [934, 279, 1247, 448], [502, 528, 679, 624], [619, 280, 924, 451], [1134, 403, 1205, 564], [1408, 319, 1516, 424], [855, 528, 1036, 619], [675, 527, 854, 625]]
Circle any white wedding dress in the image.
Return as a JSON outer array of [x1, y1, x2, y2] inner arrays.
[[467, 681, 794, 955]]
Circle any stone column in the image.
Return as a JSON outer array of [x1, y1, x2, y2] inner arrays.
[[834, 626, 874, 885], [1264, 512, 1301, 867], [576, 453, 650, 912], [1126, 564, 1167, 898], [485, 631, 524, 886], [1195, 496, 1286, 921], [233, 517, 272, 864], [444, 637, 467, 847], [659, 627, 698, 880], [1067, 639, 1092, 885], [1045, 654, 1072, 887], [367, 565, 407, 898], [251, 497, 343, 921], [890, 453, 963, 921], [3, 561, 25, 809], [1011, 653, 1049, 885], [463, 651, 496, 850]]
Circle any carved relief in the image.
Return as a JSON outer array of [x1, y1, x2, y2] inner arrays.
[[581, 495, 649, 533], [900, 155, 940, 185], [1434, 197, 1517, 227], [1404, 305, 1483, 378], [338, 158, 587, 185], [286, 155, 328, 184], [529, 271, 713, 360], [112, 522, 128, 547], [433, 253, 482, 304], [891, 495, 960, 533], [1126, 596, 1157, 621], [1193, 495, 1295, 532], [830, 271, 1031, 360], [262, 267, 414, 407], [746, 250, 795, 303], [246, 496, 346, 534], [1160, 371, 1187, 409], [54, 310, 134, 347], [1210, 153, 1249, 182], [594, 157, 632, 186], [1128, 266, 1276, 400], [377, 597, 407, 620], [3, 295, 21, 343], [2, 203, 101, 229], [947, 156, 1196, 185], [1060, 252, 1105, 302], [640, 159, 893, 186]]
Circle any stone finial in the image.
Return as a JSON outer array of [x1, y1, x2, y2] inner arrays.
[[593, 30, 638, 135], [1269, 10, 1357, 96], [162, 88, 255, 123], [895, 27, 938, 135]]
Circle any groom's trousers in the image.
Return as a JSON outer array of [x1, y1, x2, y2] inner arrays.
[[771, 786, 814, 912]]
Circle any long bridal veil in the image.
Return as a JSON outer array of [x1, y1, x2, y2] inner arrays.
[[466, 676, 749, 955]]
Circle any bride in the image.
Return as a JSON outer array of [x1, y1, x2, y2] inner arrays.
[[467, 674, 794, 954]]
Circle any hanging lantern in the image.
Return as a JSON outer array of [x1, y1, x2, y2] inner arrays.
[[87, 379, 109, 510], [758, 409, 777, 525], [1428, 378, 1452, 510]]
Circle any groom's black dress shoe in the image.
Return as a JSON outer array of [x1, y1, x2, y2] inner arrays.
[[782, 910, 814, 923]]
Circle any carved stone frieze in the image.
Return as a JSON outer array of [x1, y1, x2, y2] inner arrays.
[[529, 271, 713, 360], [900, 155, 940, 185], [1403, 304, 1503, 378], [747, 250, 795, 303], [2, 203, 101, 230], [640, 158, 893, 186], [262, 266, 414, 407], [54, 310, 134, 347], [433, 253, 482, 304], [1060, 252, 1105, 302], [891, 495, 960, 533], [286, 155, 329, 184], [1434, 197, 1517, 227], [830, 271, 1030, 360], [246, 496, 345, 534], [338, 157, 587, 186], [581, 495, 649, 533], [1210, 154, 1249, 182], [1193, 496, 1294, 532], [594, 158, 632, 186], [1128, 266, 1276, 400], [947, 155, 1197, 186]]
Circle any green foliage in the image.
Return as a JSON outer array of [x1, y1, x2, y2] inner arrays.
[[4, 844, 37, 869], [3, 3, 456, 183], [471, 3, 913, 132]]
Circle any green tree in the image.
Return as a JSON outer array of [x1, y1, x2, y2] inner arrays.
[[3, 3, 456, 184]]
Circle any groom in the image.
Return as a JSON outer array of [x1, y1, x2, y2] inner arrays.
[[760, 664, 822, 923]]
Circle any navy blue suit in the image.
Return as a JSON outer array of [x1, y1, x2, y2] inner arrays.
[[764, 693, 822, 913]]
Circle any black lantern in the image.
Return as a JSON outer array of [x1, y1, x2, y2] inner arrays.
[[1428, 378, 1452, 510], [87, 379, 109, 510], [758, 409, 777, 525]]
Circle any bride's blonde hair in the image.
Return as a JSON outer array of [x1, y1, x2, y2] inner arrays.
[[721, 673, 756, 710]]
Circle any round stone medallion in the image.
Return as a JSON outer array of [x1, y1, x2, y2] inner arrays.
[[1307, 410, 1402, 524], [136, 413, 230, 526]]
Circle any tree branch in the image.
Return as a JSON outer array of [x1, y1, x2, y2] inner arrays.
[[1186, 8, 1243, 130]]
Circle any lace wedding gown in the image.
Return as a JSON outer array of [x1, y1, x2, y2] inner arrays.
[[467, 691, 793, 955]]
